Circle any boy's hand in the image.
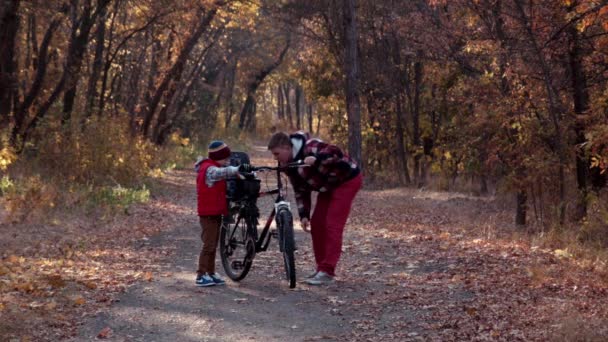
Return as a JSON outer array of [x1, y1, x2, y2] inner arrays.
[[301, 218, 310, 233], [238, 163, 252, 172]]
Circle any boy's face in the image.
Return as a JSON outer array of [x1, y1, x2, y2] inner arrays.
[[217, 158, 230, 166], [270, 145, 292, 166]]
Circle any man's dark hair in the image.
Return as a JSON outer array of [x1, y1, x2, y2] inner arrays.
[[268, 132, 291, 150]]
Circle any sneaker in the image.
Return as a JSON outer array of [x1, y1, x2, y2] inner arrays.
[[195, 274, 216, 287], [305, 271, 334, 285], [304, 270, 318, 279], [209, 273, 226, 285]]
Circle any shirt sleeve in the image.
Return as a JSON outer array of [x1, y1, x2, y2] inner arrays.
[[205, 165, 239, 187], [294, 189, 312, 220]]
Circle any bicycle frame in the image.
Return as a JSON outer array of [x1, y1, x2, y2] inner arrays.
[[253, 165, 293, 253]]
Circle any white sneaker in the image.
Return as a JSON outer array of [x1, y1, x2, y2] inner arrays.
[[305, 271, 334, 285], [304, 270, 318, 279]]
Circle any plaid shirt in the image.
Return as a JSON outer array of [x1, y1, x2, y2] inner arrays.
[[206, 165, 239, 187], [286, 136, 360, 220], [194, 157, 239, 187]]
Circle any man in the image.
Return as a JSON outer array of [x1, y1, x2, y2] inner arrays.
[[267, 131, 362, 285]]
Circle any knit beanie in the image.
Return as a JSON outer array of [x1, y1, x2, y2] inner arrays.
[[208, 140, 231, 161]]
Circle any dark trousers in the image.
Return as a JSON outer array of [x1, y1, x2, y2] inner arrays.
[[198, 215, 222, 276]]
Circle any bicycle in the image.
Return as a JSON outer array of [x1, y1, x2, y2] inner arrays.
[[219, 159, 304, 288]]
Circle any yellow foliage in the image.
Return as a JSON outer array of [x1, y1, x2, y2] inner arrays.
[[0, 147, 16, 171]]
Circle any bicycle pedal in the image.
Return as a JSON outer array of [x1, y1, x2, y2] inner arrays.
[[270, 231, 279, 238]]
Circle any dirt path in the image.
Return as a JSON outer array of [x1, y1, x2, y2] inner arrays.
[[70, 146, 608, 341]]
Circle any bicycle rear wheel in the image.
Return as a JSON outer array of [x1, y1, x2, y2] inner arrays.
[[220, 212, 255, 281], [276, 209, 296, 288]]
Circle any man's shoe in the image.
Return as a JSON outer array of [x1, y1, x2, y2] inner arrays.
[[304, 270, 318, 279], [209, 273, 226, 285], [305, 271, 334, 285], [195, 274, 216, 287]]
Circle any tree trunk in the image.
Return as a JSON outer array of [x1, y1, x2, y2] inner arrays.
[[413, 50, 423, 186], [238, 38, 290, 131], [83, 5, 107, 122], [224, 58, 237, 128], [142, 6, 219, 140], [308, 103, 313, 134], [62, 0, 112, 124], [395, 94, 411, 185], [283, 83, 293, 128], [277, 84, 284, 121], [343, 0, 362, 166], [568, 8, 590, 221], [0, 0, 21, 128], [11, 17, 62, 147], [516, 190, 527, 226], [295, 84, 302, 129]]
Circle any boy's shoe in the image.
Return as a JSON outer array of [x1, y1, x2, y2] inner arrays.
[[305, 271, 334, 285], [195, 274, 216, 287], [209, 273, 226, 285]]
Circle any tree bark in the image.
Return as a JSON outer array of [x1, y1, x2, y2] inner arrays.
[[62, 0, 112, 124], [295, 84, 302, 129], [11, 17, 62, 147], [413, 50, 423, 186], [343, 0, 362, 166], [283, 83, 293, 128], [567, 5, 591, 221], [238, 38, 290, 131], [0, 0, 21, 128], [395, 94, 411, 185], [142, 6, 219, 140], [83, 5, 107, 122]]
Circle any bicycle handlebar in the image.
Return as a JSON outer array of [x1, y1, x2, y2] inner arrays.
[[236, 161, 306, 179], [251, 161, 306, 172]]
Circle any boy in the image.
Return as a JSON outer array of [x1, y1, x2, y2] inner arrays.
[[195, 140, 249, 287], [267, 132, 362, 285]]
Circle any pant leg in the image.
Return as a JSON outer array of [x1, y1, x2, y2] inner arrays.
[[317, 174, 363, 276], [198, 215, 222, 276], [310, 192, 331, 271]]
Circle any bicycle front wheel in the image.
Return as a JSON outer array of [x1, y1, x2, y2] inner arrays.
[[276, 209, 296, 288], [220, 212, 255, 281]]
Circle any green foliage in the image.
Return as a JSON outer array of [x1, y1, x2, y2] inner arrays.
[[0, 176, 14, 196], [90, 185, 150, 210]]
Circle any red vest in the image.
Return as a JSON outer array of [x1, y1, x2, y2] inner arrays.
[[197, 159, 228, 216]]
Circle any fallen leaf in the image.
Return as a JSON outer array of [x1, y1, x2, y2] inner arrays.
[[45, 301, 57, 310], [73, 296, 86, 306], [47, 275, 66, 288], [7, 255, 21, 263], [143, 271, 153, 281], [97, 327, 112, 339], [465, 307, 477, 316]]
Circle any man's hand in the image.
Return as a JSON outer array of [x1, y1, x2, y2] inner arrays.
[[301, 218, 311, 233], [304, 156, 316, 166]]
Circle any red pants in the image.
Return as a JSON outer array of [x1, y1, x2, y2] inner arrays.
[[310, 173, 362, 276]]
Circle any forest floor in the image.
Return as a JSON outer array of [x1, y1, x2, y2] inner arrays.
[[1, 144, 608, 341]]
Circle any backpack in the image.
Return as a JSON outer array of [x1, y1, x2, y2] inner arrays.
[[226, 151, 251, 200]]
